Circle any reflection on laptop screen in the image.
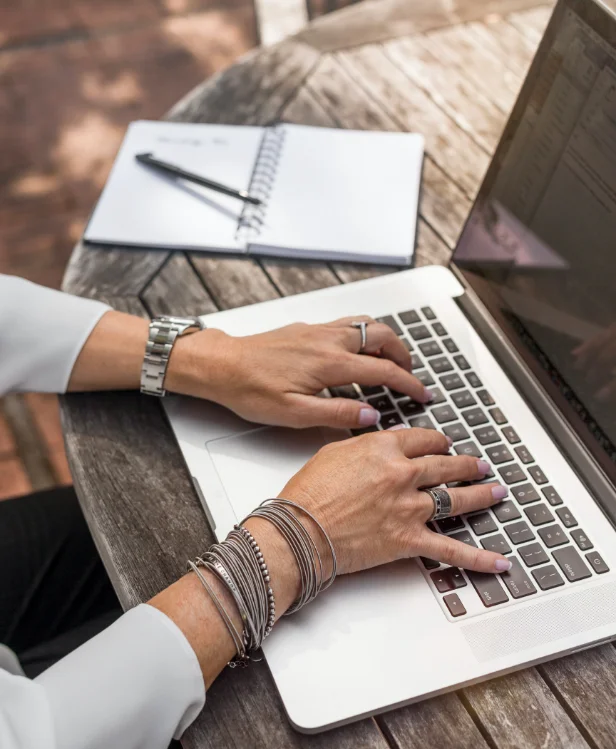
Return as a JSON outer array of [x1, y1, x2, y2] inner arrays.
[[455, 0, 616, 475]]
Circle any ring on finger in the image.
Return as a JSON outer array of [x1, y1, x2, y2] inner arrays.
[[424, 487, 453, 521], [350, 320, 370, 353]]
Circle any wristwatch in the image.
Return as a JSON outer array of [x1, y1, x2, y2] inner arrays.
[[141, 315, 206, 397]]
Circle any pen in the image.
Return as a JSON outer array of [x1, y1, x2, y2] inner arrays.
[[135, 152, 262, 206]]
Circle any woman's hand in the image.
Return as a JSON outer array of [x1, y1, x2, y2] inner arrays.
[[166, 316, 431, 429], [278, 427, 511, 575]]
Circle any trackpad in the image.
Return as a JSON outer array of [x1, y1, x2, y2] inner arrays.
[[206, 426, 339, 521]]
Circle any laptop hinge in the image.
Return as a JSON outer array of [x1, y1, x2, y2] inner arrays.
[[450, 265, 616, 529]]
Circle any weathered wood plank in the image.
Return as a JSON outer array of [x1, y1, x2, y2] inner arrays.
[[464, 668, 589, 749], [464, 16, 538, 78], [262, 258, 340, 295], [507, 4, 553, 42], [188, 255, 280, 310], [295, 0, 550, 53], [140, 252, 217, 317]]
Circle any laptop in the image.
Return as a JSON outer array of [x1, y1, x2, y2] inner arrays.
[[165, 0, 616, 732]]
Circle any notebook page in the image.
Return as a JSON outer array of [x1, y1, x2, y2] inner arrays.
[[84, 120, 264, 251], [254, 125, 424, 264]]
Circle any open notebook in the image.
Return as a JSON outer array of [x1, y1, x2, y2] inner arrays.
[[84, 120, 424, 265]]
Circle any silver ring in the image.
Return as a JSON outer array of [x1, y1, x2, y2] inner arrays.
[[425, 487, 453, 521], [351, 321, 368, 353]]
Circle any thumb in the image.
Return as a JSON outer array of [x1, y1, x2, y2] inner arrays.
[[290, 394, 381, 429]]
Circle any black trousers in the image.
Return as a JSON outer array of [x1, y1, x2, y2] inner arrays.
[[0, 486, 122, 678]]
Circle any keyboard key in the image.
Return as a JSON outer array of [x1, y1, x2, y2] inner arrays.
[[433, 322, 448, 336], [432, 405, 457, 424], [555, 507, 577, 528], [571, 529, 593, 551], [367, 394, 395, 413], [489, 407, 508, 425], [486, 444, 514, 464], [426, 387, 446, 405], [501, 557, 537, 598], [502, 426, 521, 444], [463, 408, 488, 427], [474, 426, 500, 445], [451, 390, 477, 409], [455, 441, 482, 458], [542, 486, 563, 506], [493, 501, 521, 523], [481, 533, 512, 554], [467, 570, 509, 607], [330, 385, 359, 399], [586, 551, 609, 574], [465, 372, 483, 388], [454, 355, 471, 370], [518, 542, 549, 567], [400, 399, 425, 418], [450, 530, 477, 547], [430, 567, 467, 592], [419, 340, 442, 357], [511, 483, 540, 505], [436, 515, 465, 533], [381, 412, 403, 429], [515, 445, 534, 464], [399, 309, 420, 325], [443, 423, 470, 442], [538, 523, 568, 548], [377, 315, 402, 335], [499, 464, 527, 485], [411, 353, 423, 369], [468, 512, 498, 536], [420, 556, 440, 570], [532, 564, 565, 590], [430, 356, 454, 374], [442, 338, 459, 353], [477, 389, 495, 407], [444, 592, 467, 617], [524, 504, 554, 526], [528, 465, 548, 484], [415, 369, 435, 386], [389, 389, 406, 400], [440, 373, 465, 391], [408, 324, 432, 341], [505, 520, 535, 545], [359, 385, 383, 397], [401, 338, 412, 351], [410, 415, 437, 430], [552, 546, 592, 582], [421, 306, 436, 320]]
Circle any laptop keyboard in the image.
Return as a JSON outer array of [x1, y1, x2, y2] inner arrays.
[[329, 306, 610, 620]]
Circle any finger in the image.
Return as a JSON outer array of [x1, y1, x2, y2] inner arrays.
[[444, 482, 508, 516], [342, 355, 431, 403], [360, 323, 412, 371], [391, 426, 452, 458], [412, 454, 491, 486], [287, 393, 381, 429], [418, 529, 512, 574]]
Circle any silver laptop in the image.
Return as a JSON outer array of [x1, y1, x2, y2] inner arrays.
[[165, 0, 616, 732]]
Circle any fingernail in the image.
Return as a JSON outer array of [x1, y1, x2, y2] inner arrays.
[[491, 484, 508, 501], [477, 459, 491, 475], [446, 435, 453, 447], [494, 559, 513, 572], [389, 423, 408, 431], [359, 408, 381, 426], [422, 388, 434, 403]]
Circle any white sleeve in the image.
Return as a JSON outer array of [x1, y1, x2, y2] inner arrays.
[[9, 604, 205, 749], [0, 275, 111, 395]]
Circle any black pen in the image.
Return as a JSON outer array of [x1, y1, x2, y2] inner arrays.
[[135, 152, 262, 206]]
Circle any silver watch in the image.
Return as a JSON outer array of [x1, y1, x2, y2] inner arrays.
[[141, 316, 206, 397]]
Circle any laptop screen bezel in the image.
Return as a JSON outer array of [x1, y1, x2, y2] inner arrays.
[[450, 0, 616, 489]]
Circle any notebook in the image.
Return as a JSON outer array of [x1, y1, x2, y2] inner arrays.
[[84, 120, 424, 266]]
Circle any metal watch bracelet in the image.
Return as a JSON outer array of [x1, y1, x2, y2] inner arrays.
[[140, 315, 205, 397]]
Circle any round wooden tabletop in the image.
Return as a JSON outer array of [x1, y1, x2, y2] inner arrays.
[[61, 2, 616, 747]]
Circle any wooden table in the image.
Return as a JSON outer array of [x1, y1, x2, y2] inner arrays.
[[61, 1, 616, 746]]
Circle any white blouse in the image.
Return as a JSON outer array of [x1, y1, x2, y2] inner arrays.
[[0, 275, 205, 749]]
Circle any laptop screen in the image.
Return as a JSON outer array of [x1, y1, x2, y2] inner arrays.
[[454, 0, 616, 484]]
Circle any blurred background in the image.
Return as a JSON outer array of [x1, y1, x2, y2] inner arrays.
[[0, 0, 358, 500]]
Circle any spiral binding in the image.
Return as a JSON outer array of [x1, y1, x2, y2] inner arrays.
[[235, 125, 287, 243]]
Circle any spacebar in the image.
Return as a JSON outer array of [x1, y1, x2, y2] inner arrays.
[[466, 570, 509, 607]]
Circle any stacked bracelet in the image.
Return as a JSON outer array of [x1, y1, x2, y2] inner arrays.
[[188, 498, 336, 669]]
